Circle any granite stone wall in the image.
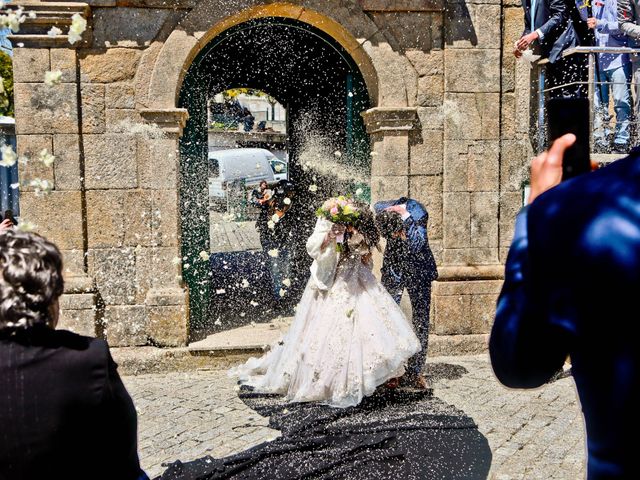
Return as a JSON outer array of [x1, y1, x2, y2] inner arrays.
[[10, 0, 533, 351]]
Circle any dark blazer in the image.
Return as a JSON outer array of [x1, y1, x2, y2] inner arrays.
[[522, 0, 581, 62], [490, 151, 640, 478], [374, 197, 438, 283], [0, 327, 146, 480]]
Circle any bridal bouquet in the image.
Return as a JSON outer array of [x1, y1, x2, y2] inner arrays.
[[316, 196, 361, 253], [316, 196, 360, 226]]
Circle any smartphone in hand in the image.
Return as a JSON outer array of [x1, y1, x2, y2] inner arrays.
[[547, 97, 591, 181]]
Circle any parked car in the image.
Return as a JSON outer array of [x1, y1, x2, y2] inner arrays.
[[208, 148, 287, 199], [270, 158, 288, 182]]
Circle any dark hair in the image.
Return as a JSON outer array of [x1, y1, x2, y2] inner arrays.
[[0, 230, 64, 333], [354, 202, 380, 249], [375, 210, 404, 239]]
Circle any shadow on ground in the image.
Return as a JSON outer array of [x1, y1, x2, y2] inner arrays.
[[157, 364, 490, 479]]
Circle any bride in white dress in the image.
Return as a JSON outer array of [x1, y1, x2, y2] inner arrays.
[[229, 202, 420, 408]]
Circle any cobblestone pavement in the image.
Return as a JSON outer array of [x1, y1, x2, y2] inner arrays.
[[123, 354, 586, 479]]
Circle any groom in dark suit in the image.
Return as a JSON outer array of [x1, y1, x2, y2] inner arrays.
[[374, 198, 438, 389]]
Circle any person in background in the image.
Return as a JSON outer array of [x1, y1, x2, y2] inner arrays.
[[251, 179, 273, 252], [0, 230, 148, 480], [490, 134, 638, 478], [515, 0, 585, 97], [618, 0, 640, 144], [268, 180, 295, 309], [588, 0, 632, 153], [242, 107, 255, 132]]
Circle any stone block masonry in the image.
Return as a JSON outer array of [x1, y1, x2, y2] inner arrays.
[[10, 0, 533, 349]]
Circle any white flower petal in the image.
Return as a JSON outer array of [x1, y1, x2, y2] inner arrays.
[[48, 26, 62, 37], [38, 149, 55, 167], [44, 70, 63, 86], [0, 144, 18, 167], [16, 220, 36, 232]]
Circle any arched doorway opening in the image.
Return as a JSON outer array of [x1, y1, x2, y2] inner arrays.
[[178, 17, 372, 337]]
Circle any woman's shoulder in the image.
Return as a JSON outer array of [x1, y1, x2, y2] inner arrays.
[[1, 329, 113, 398], [16, 328, 112, 373], [51, 330, 111, 367]]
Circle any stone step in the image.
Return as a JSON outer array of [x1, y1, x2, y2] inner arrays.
[[188, 317, 292, 353], [112, 317, 489, 376]]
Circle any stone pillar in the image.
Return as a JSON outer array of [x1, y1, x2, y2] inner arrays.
[[362, 107, 419, 202], [433, 0, 507, 339], [10, 2, 98, 337], [139, 108, 189, 347]]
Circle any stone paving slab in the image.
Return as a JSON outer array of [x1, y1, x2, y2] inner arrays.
[[123, 354, 586, 479], [210, 211, 261, 253]]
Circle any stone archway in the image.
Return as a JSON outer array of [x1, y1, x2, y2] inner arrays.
[[143, 2, 392, 111], [135, 2, 426, 339], [174, 14, 377, 332]]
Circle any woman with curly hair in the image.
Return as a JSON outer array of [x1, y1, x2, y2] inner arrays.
[[0, 230, 148, 480]]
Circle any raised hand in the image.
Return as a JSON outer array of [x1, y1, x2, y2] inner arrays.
[[528, 134, 576, 204], [0, 218, 13, 232]]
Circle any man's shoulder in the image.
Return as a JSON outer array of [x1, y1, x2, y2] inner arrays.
[[1, 329, 111, 383], [405, 198, 427, 218], [39, 329, 110, 366], [530, 152, 640, 232]]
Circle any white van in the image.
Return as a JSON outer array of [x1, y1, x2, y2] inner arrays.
[[208, 148, 288, 199]]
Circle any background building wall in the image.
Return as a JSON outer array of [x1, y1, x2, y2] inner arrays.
[[10, 0, 533, 352]]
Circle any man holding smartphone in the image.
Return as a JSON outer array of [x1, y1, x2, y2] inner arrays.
[[490, 135, 638, 478]]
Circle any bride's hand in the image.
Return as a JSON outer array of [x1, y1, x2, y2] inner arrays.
[[329, 224, 346, 238], [361, 253, 372, 265]]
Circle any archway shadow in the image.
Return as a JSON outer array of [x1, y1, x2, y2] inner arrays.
[[157, 364, 491, 479]]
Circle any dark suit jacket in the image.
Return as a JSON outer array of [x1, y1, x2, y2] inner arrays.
[[374, 197, 438, 283], [490, 152, 640, 478], [522, 0, 581, 62], [0, 327, 146, 480]]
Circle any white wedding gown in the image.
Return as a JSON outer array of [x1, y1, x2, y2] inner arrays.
[[229, 218, 420, 408]]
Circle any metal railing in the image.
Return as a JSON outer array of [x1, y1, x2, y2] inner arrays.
[[534, 46, 640, 155]]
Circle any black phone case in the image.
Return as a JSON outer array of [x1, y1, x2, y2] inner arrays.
[[547, 97, 591, 181]]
